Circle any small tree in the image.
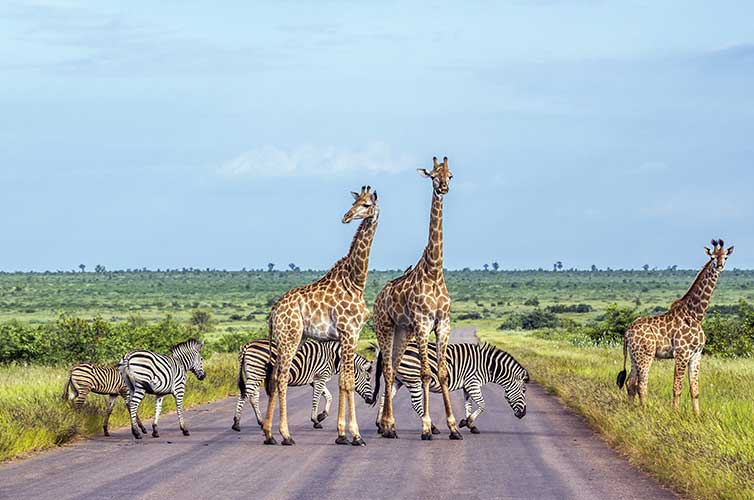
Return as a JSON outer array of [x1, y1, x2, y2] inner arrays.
[[643, 264, 650, 272], [483, 264, 489, 272], [553, 261, 563, 272], [492, 262, 499, 272], [78, 264, 86, 273], [267, 262, 275, 272], [189, 309, 215, 333]]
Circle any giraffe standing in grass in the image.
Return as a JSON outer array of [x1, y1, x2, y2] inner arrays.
[[617, 239, 733, 415], [262, 186, 379, 446], [372, 156, 462, 440]]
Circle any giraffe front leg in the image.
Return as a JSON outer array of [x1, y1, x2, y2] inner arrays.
[[688, 349, 702, 415], [336, 339, 364, 446], [436, 319, 462, 440], [672, 354, 690, 411], [416, 331, 435, 441]]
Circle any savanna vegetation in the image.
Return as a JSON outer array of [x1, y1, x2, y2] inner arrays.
[[1, 266, 754, 497]]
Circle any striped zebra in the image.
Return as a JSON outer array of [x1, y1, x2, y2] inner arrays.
[[62, 363, 147, 436], [374, 342, 529, 434], [118, 339, 206, 439], [231, 338, 374, 432]]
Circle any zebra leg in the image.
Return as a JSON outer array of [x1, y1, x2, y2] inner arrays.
[[250, 385, 264, 428], [465, 384, 486, 434], [175, 387, 190, 436], [232, 385, 251, 432], [458, 388, 473, 428], [152, 396, 164, 438], [128, 386, 146, 439], [311, 378, 327, 428], [121, 390, 147, 434], [103, 395, 118, 436], [436, 317, 462, 440], [72, 386, 90, 409], [318, 385, 333, 423]]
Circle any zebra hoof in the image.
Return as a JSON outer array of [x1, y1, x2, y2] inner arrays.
[[132, 430, 143, 440], [139, 426, 148, 434], [381, 430, 397, 439], [182, 429, 191, 436], [335, 435, 349, 445], [351, 436, 366, 446], [469, 426, 480, 434], [313, 422, 323, 429], [264, 437, 278, 445], [449, 431, 463, 440], [431, 424, 441, 435], [103, 430, 110, 437], [281, 437, 295, 446], [231, 423, 241, 432], [152, 430, 160, 438], [421, 432, 433, 441], [317, 412, 328, 422], [458, 419, 468, 428]]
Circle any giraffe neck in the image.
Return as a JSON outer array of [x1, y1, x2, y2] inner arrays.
[[674, 260, 721, 322], [346, 210, 379, 291], [421, 191, 444, 281]]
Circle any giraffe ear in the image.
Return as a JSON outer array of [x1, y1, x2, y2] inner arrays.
[[351, 191, 360, 200], [705, 247, 713, 256], [371, 191, 378, 202], [727, 246, 734, 255], [417, 168, 432, 178]]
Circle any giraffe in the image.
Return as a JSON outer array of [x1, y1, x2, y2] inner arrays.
[[372, 156, 462, 440], [261, 185, 378, 446], [617, 239, 733, 415]]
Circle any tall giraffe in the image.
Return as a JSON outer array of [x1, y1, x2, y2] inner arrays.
[[617, 239, 733, 415], [372, 156, 462, 440], [262, 186, 378, 446]]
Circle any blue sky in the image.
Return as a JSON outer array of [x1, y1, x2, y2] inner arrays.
[[1, 1, 752, 271]]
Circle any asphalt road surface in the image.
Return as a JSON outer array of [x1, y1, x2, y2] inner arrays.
[[0, 328, 675, 500]]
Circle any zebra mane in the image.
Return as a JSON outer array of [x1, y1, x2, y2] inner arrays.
[[170, 338, 204, 353], [479, 342, 527, 377]]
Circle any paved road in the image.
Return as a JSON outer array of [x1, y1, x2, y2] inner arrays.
[[0, 328, 674, 500]]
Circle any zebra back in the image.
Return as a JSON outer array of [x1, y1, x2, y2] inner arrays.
[[66, 363, 126, 396], [241, 338, 340, 389]]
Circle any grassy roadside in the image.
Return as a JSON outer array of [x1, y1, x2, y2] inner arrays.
[[478, 326, 754, 500], [0, 353, 238, 462]]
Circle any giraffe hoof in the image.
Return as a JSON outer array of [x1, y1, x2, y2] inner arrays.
[[313, 422, 323, 429], [335, 435, 349, 445], [431, 424, 441, 435], [381, 430, 397, 439], [449, 431, 463, 440], [231, 423, 241, 432], [264, 437, 278, 445], [351, 437, 366, 446], [281, 437, 295, 446], [469, 426, 480, 434], [152, 430, 160, 438], [421, 432, 433, 441], [182, 429, 190, 436], [458, 419, 468, 428], [317, 412, 328, 422]]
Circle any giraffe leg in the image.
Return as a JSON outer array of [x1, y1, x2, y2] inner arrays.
[[688, 349, 702, 416], [416, 328, 435, 441], [436, 318, 462, 439], [637, 354, 654, 406], [384, 327, 411, 438], [377, 381, 400, 433], [673, 353, 690, 411], [262, 320, 302, 445], [626, 348, 640, 402]]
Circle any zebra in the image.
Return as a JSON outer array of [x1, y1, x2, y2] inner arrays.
[[62, 363, 147, 436], [118, 339, 206, 439], [373, 342, 529, 434], [231, 338, 374, 432]]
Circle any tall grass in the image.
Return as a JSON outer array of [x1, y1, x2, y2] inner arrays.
[[0, 353, 237, 462], [479, 328, 754, 500]]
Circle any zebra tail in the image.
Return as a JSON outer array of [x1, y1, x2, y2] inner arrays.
[[371, 350, 383, 406], [238, 355, 247, 399], [61, 373, 72, 401], [616, 334, 628, 389], [264, 360, 274, 397]]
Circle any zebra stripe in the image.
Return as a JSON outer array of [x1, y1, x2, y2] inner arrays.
[[232, 338, 374, 431], [62, 363, 147, 436], [118, 339, 206, 439], [376, 342, 529, 433]]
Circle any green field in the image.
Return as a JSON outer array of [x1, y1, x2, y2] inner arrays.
[[2, 268, 754, 497]]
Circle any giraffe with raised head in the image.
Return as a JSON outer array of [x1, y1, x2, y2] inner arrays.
[[262, 185, 379, 446], [372, 156, 462, 440], [617, 239, 734, 415]]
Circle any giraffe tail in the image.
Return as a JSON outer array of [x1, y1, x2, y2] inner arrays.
[[616, 335, 628, 389], [371, 350, 383, 406]]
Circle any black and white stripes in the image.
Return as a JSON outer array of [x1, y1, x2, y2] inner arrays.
[[376, 342, 528, 433], [118, 339, 206, 439], [232, 338, 374, 431]]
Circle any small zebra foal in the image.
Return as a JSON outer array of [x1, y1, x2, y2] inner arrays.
[[374, 342, 529, 434], [232, 338, 374, 432], [62, 363, 147, 436], [118, 339, 206, 439]]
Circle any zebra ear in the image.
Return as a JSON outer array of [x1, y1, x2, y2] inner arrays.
[[198, 341, 205, 350], [524, 372, 530, 383]]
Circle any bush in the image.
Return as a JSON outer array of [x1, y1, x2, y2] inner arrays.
[[524, 297, 540, 306], [189, 309, 215, 333], [207, 330, 264, 353], [704, 300, 754, 357], [581, 304, 638, 345], [457, 312, 483, 320], [499, 309, 559, 330], [545, 304, 592, 313]]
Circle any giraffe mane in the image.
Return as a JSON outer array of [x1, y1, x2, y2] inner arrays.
[[671, 259, 714, 310]]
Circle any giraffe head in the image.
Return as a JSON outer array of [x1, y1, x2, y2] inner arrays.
[[704, 239, 734, 271], [417, 156, 453, 197], [342, 185, 378, 224]]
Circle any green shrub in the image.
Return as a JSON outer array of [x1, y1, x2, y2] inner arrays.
[[499, 308, 559, 330], [704, 300, 754, 357], [581, 304, 638, 345]]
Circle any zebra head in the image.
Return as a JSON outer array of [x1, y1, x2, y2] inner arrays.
[[171, 339, 206, 381], [354, 354, 374, 405], [484, 344, 528, 419]]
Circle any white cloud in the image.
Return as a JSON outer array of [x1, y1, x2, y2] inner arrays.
[[218, 142, 415, 178]]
